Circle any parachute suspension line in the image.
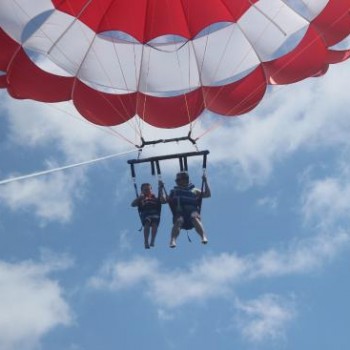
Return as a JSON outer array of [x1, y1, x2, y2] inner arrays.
[[279, 1, 310, 23], [184, 25, 211, 133], [226, 1, 350, 117], [29, 0, 141, 141], [98, 1, 144, 137], [67, 5, 143, 138], [189, 24, 249, 139], [45, 102, 136, 146], [195, 82, 301, 141], [16, 0, 141, 142], [8, 0, 139, 146], [135, 0, 166, 139], [14, 0, 87, 73], [132, 43, 144, 139], [140, 48, 151, 126], [196, 0, 288, 121], [0, 149, 137, 186], [134, 26, 154, 145], [194, 12, 271, 130], [247, 0, 287, 36], [200, 23, 236, 106], [165, 0, 195, 132], [47, 0, 95, 55], [176, 41, 194, 131], [199, 20, 264, 119]]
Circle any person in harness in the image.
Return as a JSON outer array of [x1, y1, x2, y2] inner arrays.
[[167, 171, 211, 248], [131, 181, 166, 249]]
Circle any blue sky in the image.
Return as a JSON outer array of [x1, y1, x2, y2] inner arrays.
[[1, 60, 350, 350]]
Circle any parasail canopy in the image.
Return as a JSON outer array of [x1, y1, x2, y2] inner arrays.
[[1, 0, 350, 129]]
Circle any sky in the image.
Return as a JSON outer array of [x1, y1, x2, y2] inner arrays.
[[1, 59, 350, 350]]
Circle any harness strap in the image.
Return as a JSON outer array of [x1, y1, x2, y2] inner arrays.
[[198, 153, 208, 214]]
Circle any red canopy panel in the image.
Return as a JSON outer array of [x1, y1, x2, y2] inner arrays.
[[137, 90, 204, 128], [204, 66, 266, 116], [73, 81, 136, 126], [51, 0, 256, 42], [6, 48, 73, 102], [0, 28, 19, 72], [327, 50, 350, 64], [264, 27, 329, 85], [1, 1, 350, 129], [0, 75, 6, 88], [312, 1, 350, 46]]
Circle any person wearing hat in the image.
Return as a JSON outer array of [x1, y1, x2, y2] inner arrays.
[[167, 171, 211, 248]]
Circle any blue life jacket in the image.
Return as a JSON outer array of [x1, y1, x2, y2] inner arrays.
[[169, 183, 199, 217]]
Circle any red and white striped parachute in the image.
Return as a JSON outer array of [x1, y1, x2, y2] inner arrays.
[[1, 0, 350, 128]]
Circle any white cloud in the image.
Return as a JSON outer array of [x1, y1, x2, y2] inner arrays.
[[89, 231, 350, 309], [0, 253, 73, 350], [301, 159, 350, 228], [256, 196, 278, 210], [0, 95, 133, 161], [88, 256, 159, 290], [250, 231, 349, 278], [199, 62, 350, 187], [0, 170, 86, 224], [235, 294, 296, 343]]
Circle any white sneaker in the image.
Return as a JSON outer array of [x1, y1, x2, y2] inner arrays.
[[170, 238, 176, 248], [202, 235, 208, 245]]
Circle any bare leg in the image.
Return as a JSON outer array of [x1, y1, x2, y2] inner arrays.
[[170, 216, 183, 248], [150, 223, 157, 247], [143, 222, 151, 249], [192, 213, 208, 244]]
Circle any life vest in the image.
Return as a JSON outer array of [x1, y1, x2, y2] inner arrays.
[[169, 183, 199, 216], [139, 194, 161, 224]]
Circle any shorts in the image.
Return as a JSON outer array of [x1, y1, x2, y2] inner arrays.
[[142, 215, 160, 226]]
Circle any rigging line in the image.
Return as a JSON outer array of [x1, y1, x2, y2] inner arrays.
[[47, 0, 95, 54], [225, 9, 350, 116], [193, 0, 294, 121], [0, 149, 137, 186], [181, 0, 208, 132], [139, 45, 152, 131], [64, 0, 142, 136], [247, 0, 287, 36], [163, 0, 195, 133], [207, 3, 350, 116], [133, 0, 155, 140], [174, 37, 193, 130], [45, 102, 136, 146], [279, 0, 312, 23], [199, 2, 287, 120], [194, 82, 294, 141], [16, 0, 141, 139], [96, 0, 143, 137]]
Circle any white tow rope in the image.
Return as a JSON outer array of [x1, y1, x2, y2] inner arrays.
[[0, 149, 137, 185]]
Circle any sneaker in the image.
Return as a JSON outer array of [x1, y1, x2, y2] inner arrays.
[[145, 243, 150, 249], [201, 235, 208, 245], [150, 242, 155, 247], [170, 238, 176, 248]]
